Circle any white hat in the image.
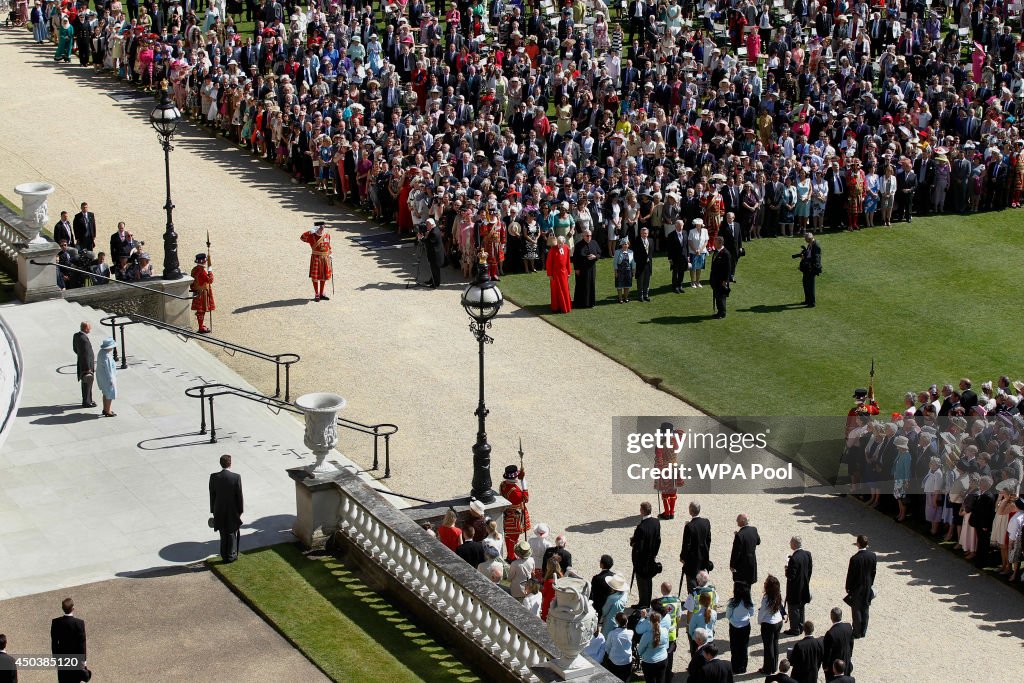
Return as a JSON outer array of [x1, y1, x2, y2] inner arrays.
[[469, 500, 485, 516], [534, 523, 549, 536], [605, 574, 628, 592]]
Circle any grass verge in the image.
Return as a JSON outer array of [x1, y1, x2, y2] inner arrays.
[[210, 543, 483, 683]]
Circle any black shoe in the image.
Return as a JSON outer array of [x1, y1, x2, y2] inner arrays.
[[313, 295, 321, 301], [319, 295, 330, 301], [658, 512, 670, 519], [806, 303, 815, 308]]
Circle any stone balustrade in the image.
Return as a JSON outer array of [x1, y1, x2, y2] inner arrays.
[[0, 201, 61, 303], [328, 471, 618, 683]]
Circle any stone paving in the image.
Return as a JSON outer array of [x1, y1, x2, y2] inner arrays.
[[1, 31, 1020, 680]]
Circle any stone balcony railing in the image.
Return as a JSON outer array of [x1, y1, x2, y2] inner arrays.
[[0, 202, 61, 303], [326, 471, 618, 683]]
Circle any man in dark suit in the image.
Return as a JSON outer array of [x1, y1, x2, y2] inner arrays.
[[589, 555, 615, 615], [720, 212, 743, 282], [709, 237, 732, 319], [730, 513, 760, 585], [72, 202, 97, 252], [72, 322, 96, 408], [210, 454, 244, 563], [54, 211, 75, 247], [784, 536, 813, 635], [970, 476, 997, 569], [665, 221, 689, 293], [633, 227, 654, 301], [822, 607, 854, 681], [108, 222, 134, 261], [630, 501, 662, 608], [423, 218, 445, 288], [0, 633, 16, 683], [796, 232, 822, 307], [958, 378, 978, 414], [51, 598, 87, 683], [828, 659, 855, 682], [844, 535, 876, 638], [699, 643, 734, 683], [679, 500, 712, 594], [788, 621, 824, 683]]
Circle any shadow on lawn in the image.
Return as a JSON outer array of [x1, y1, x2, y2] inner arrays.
[[780, 493, 1024, 641], [277, 546, 484, 683]]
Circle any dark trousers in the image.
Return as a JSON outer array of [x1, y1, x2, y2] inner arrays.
[[786, 599, 805, 632], [684, 572, 698, 595], [760, 621, 781, 673], [671, 261, 686, 289], [896, 190, 914, 221], [802, 272, 816, 306], [712, 286, 728, 317], [80, 373, 94, 405], [219, 528, 240, 562], [427, 257, 442, 288], [635, 572, 653, 608], [601, 655, 632, 681], [640, 658, 666, 683], [729, 622, 750, 673], [975, 529, 992, 568], [851, 599, 870, 638], [637, 262, 652, 298]]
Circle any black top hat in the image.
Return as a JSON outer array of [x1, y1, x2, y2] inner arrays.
[[195, 253, 207, 263], [853, 388, 868, 399]]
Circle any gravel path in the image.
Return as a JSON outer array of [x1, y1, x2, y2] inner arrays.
[[0, 32, 1018, 680]]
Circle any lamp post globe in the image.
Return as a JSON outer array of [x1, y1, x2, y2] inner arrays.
[[463, 250, 503, 504], [150, 89, 183, 280]]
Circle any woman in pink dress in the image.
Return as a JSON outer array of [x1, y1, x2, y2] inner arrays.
[[972, 42, 985, 84], [545, 236, 572, 313], [745, 26, 760, 64]]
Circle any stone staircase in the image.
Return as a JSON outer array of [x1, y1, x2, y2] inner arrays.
[[0, 299, 396, 599]]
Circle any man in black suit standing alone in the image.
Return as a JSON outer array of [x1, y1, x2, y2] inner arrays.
[[788, 621, 824, 683], [822, 607, 854, 681], [423, 218, 445, 288], [795, 233, 821, 307], [51, 598, 87, 683], [679, 500, 712, 594], [719, 212, 743, 282], [210, 454, 244, 563], [730, 513, 760, 585], [72, 202, 97, 252], [784, 536, 813, 635], [844, 535, 876, 639], [709, 236, 732, 319], [630, 501, 661, 608], [665, 220, 689, 293], [0, 633, 17, 683], [72, 322, 96, 409], [633, 227, 654, 301]]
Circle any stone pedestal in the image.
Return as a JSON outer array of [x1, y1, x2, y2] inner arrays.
[[287, 466, 350, 547], [158, 276, 194, 327], [15, 240, 61, 303], [13, 182, 55, 244]]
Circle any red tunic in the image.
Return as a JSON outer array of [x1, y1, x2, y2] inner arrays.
[[300, 230, 332, 281], [545, 244, 572, 313], [499, 479, 531, 536], [190, 265, 215, 312]]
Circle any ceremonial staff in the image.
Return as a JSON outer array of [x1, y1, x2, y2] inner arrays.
[[868, 358, 875, 404], [206, 229, 214, 333], [518, 436, 524, 475]]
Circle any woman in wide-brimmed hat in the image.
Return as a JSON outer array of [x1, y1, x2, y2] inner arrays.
[[95, 338, 118, 417]]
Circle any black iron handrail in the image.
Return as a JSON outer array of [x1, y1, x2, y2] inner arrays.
[[30, 259, 196, 300], [184, 382, 397, 478], [100, 312, 300, 401]]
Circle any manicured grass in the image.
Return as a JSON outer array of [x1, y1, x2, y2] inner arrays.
[[499, 211, 1024, 418], [211, 544, 483, 683]]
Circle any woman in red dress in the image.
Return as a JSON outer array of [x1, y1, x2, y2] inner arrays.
[[396, 169, 415, 234], [411, 61, 428, 111], [545, 235, 572, 313]]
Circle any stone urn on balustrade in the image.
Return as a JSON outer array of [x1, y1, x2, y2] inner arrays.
[[14, 183, 55, 244], [545, 576, 598, 680], [295, 392, 346, 475]]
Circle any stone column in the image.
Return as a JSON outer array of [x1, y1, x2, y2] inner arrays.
[[15, 241, 61, 303], [156, 276, 194, 327]]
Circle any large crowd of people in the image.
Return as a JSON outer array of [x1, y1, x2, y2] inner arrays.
[[25, 0, 1024, 313]]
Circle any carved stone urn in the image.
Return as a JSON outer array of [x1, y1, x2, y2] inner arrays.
[[294, 392, 346, 475], [13, 183, 55, 244], [545, 576, 598, 680]]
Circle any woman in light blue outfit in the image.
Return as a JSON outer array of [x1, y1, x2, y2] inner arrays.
[[95, 337, 118, 417], [794, 168, 811, 233], [366, 35, 383, 76], [863, 165, 880, 227], [600, 574, 629, 638], [613, 237, 635, 303], [636, 611, 670, 683]]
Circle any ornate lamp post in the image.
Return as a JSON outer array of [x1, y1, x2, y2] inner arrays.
[[150, 89, 182, 280], [461, 249, 504, 504]]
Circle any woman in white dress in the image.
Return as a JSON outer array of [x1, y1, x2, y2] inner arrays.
[[687, 218, 709, 287]]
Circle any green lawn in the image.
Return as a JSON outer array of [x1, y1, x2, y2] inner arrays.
[[499, 211, 1024, 418], [210, 544, 483, 683]]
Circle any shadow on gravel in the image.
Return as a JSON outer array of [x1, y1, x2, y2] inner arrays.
[[781, 493, 1024, 641]]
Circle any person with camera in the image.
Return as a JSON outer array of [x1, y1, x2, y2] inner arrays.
[[423, 217, 445, 288], [794, 232, 822, 308]]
